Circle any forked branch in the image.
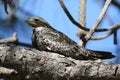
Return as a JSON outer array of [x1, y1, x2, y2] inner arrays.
[[58, 0, 116, 32], [84, 0, 112, 42]]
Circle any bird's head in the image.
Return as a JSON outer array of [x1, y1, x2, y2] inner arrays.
[[26, 16, 50, 29]]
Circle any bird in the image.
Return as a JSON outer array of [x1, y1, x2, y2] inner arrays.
[[26, 16, 115, 60]]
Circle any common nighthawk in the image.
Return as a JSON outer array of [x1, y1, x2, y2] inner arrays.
[[26, 16, 115, 60]]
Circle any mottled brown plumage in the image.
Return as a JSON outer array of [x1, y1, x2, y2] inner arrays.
[[26, 16, 115, 60]]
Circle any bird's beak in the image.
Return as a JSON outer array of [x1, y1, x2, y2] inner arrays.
[[25, 18, 35, 29]]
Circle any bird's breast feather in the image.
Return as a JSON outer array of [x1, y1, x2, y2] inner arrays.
[[35, 27, 44, 31]]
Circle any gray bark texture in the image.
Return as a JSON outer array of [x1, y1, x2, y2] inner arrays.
[[0, 45, 119, 80]]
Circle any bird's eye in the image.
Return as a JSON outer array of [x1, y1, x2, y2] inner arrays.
[[34, 19, 39, 22]]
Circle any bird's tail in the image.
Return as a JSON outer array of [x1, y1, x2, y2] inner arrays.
[[87, 49, 115, 59]]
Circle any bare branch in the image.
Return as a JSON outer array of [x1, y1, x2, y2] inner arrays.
[[77, 30, 113, 40], [91, 31, 113, 40], [0, 32, 17, 44], [77, 23, 120, 40], [0, 45, 120, 80], [110, 0, 120, 9], [114, 30, 117, 44], [58, 0, 84, 29], [93, 23, 119, 32], [91, 28, 117, 40], [79, 0, 86, 27], [77, 0, 86, 46], [91, 24, 120, 40], [84, 0, 112, 44], [58, 0, 115, 32], [97, 0, 118, 44], [0, 32, 33, 48]]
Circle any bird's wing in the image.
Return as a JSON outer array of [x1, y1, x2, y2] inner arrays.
[[34, 28, 79, 56]]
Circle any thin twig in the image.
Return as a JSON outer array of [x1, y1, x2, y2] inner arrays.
[[84, 0, 112, 44], [0, 32, 33, 48], [114, 29, 117, 44], [91, 31, 113, 40], [77, 0, 86, 46], [97, 0, 118, 44], [58, 0, 114, 32], [77, 23, 120, 40], [111, 0, 120, 9], [91, 24, 120, 40], [0, 32, 17, 44], [79, 0, 86, 27]]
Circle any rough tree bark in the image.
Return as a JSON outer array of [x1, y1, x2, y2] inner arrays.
[[0, 45, 119, 80]]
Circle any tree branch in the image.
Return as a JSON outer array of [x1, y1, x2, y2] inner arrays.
[[77, 0, 86, 46], [79, 0, 86, 27], [91, 24, 119, 40], [0, 32, 33, 48], [58, 0, 115, 32], [59, 0, 120, 46], [0, 32, 17, 44], [0, 45, 120, 80], [91, 31, 113, 40], [84, 0, 112, 45], [110, 0, 120, 9], [77, 23, 120, 40], [97, 0, 118, 44]]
